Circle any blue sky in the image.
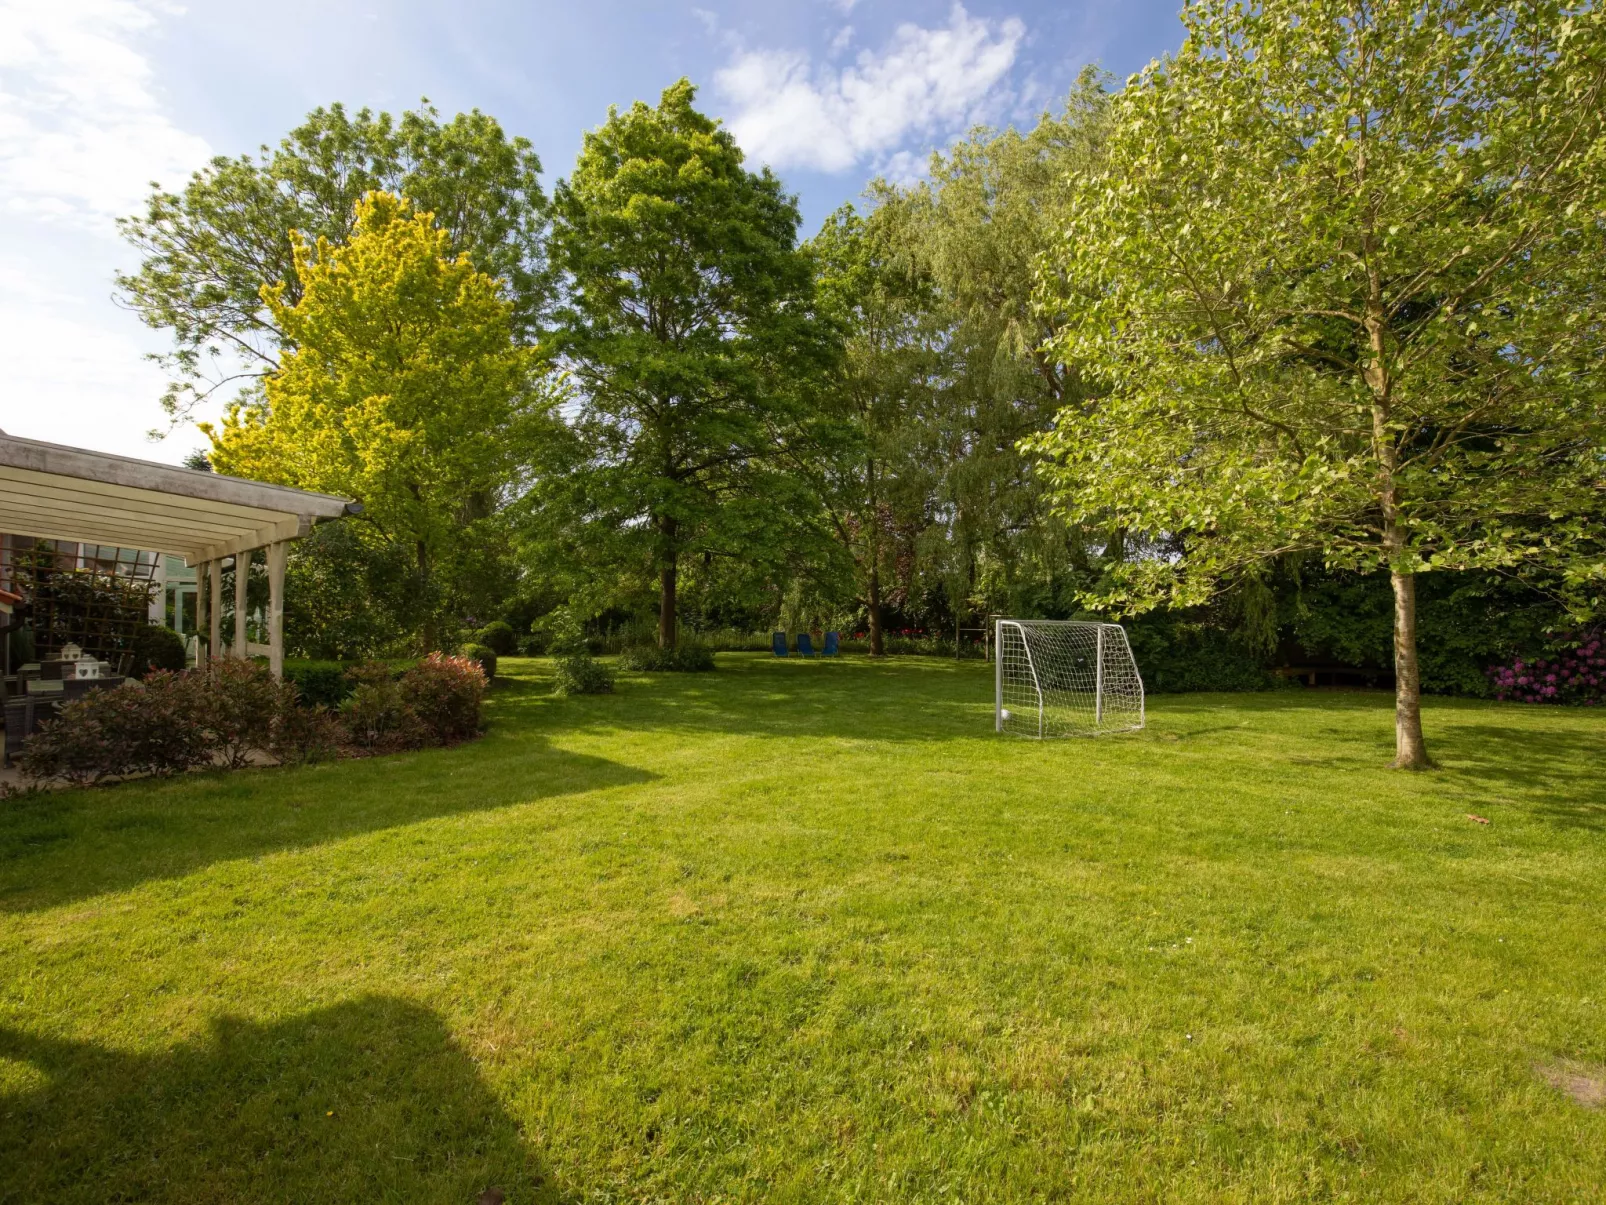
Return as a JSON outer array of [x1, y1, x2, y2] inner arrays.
[[0, 0, 1187, 462]]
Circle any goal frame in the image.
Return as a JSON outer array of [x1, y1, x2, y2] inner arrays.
[[994, 619, 1145, 738]]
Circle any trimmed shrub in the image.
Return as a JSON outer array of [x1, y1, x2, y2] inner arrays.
[[545, 607, 613, 695], [518, 631, 551, 656], [127, 624, 187, 677], [553, 654, 614, 696], [401, 653, 487, 742], [474, 620, 518, 656], [458, 642, 498, 681], [339, 662, 426, 752], [199, 658, 282, 768], [19, 673, 211, 785], [618, 644, 715, 672], [283, 660, 355, 709], [269, 694, 342, 765]]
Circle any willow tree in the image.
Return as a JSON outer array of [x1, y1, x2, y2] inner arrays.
[[808, 202, 942, 655], [547, 80, 829, 649], [1031, 0, 1606, 768]]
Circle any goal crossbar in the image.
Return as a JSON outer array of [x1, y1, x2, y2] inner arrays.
[[994, 620, 1145, 738]]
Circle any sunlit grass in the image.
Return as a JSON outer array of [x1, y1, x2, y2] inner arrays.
[[2, 654, 1604, 1202]]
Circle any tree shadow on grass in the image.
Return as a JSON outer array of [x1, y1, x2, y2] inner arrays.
[[0, 995, 566, 1204], [1430, 722, 1606, 832], [496, 655, 998, 744], [0, 735, 653, 915]]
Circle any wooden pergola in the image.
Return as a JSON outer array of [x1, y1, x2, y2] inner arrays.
[[0, 430, 358, 678]]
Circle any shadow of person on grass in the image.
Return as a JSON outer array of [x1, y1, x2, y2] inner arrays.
[[0, 995, 566, 1205], [0, 737, 654, 915]]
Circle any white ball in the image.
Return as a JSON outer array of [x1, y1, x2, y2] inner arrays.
[[1000, 708, 1012, 721]]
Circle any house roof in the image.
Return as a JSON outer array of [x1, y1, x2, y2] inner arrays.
[[0, 429, 359, 565]]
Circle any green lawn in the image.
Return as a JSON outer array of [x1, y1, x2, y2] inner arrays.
[[2, 655, 1604, 1203]]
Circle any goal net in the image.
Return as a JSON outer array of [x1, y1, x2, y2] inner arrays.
[[995, 620, 1145, 738]]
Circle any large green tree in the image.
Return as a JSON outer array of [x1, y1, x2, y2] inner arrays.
[[1030, 0, 1606, 767], [203, 193, 551, 650], [808, 202, 942, 655], [547, 80, 831, 648], [119, 101, 547, 426], [901, 74, 1112, 622]]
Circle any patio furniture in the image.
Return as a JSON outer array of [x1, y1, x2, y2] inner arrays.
[[823, 631, 839, 656], [772, 632, 788, 657], [796, 633, 815, 657]]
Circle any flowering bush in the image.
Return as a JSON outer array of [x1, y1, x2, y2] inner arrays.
[[1487, 632, 1605, 705], [400, 653, 486, 742]]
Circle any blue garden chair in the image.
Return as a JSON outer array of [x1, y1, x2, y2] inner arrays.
[[772, 631, 788, 657], [796, 633, 815, 657], [823, 631, 839, 656]]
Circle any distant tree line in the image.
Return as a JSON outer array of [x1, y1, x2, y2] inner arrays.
[[120, 0, 1606, 766]]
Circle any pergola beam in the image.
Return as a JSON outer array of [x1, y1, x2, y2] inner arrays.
[[0, 429, 358, 679]]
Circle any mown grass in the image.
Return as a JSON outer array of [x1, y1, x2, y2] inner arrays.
[[2, 654, 1604, 1203]]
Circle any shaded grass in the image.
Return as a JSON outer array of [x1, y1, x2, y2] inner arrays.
[[2, 654, 1604, 1202]]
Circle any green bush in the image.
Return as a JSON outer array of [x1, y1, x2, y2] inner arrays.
[[401, 653, 487, 742], [458, 642, 497, 680], [283, 660, 355, 709], [618, 644, 716, 672], [127, 624, 187, 677], [546, 607, 614, 696], [553, 654, 615, 696], [518, 631, 550, 656], [1124, 615, 1278, 693], [339, 663, 427, 752], [474, 620, 518, 656]]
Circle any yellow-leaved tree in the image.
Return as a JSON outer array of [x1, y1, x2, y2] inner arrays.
[[204, 191, 546, 649]]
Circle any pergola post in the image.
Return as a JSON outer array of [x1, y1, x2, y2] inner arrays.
[[267, 541, 287, 680], [208, 560, 222, 664], [233, 549, 250, 658]]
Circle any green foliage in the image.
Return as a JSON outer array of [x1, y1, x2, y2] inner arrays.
[[1029, 0, 1606, 764], [205, 193, 557, 651], [118, 100, 548, 424], [284, 523, 432, 661], [473, 620, 518, 656], [543, 79, 834, 647], [546, 607, 614, 695], [338, 663, 428, 752], [551, 655, 616, 697], [457, 643, 497, 681], [283, 660, 360, 709], [128, 624, 187, 677], [618, 644, 715, 673], [1124, 614, 1280, 694]]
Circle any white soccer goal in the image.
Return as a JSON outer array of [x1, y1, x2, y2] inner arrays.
[[995, 620, 1145, 738]]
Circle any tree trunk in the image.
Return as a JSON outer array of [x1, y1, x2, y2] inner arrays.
[[1390, 568, 1431, 769], [657, 516, 678, 650], [867, 563, 885, 658], [416, 537, 436, 654]]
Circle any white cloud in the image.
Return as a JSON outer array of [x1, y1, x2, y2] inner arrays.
[[0, 0, 212, 227], [715, 3, 1024, 174], [0, 0, 212, 462], [828, 25, 855, 56]]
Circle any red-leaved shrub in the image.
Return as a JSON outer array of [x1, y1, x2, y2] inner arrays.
[[400, 653, 486, 743]]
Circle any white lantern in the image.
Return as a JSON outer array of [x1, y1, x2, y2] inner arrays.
[[60, 642, 83, 662]]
